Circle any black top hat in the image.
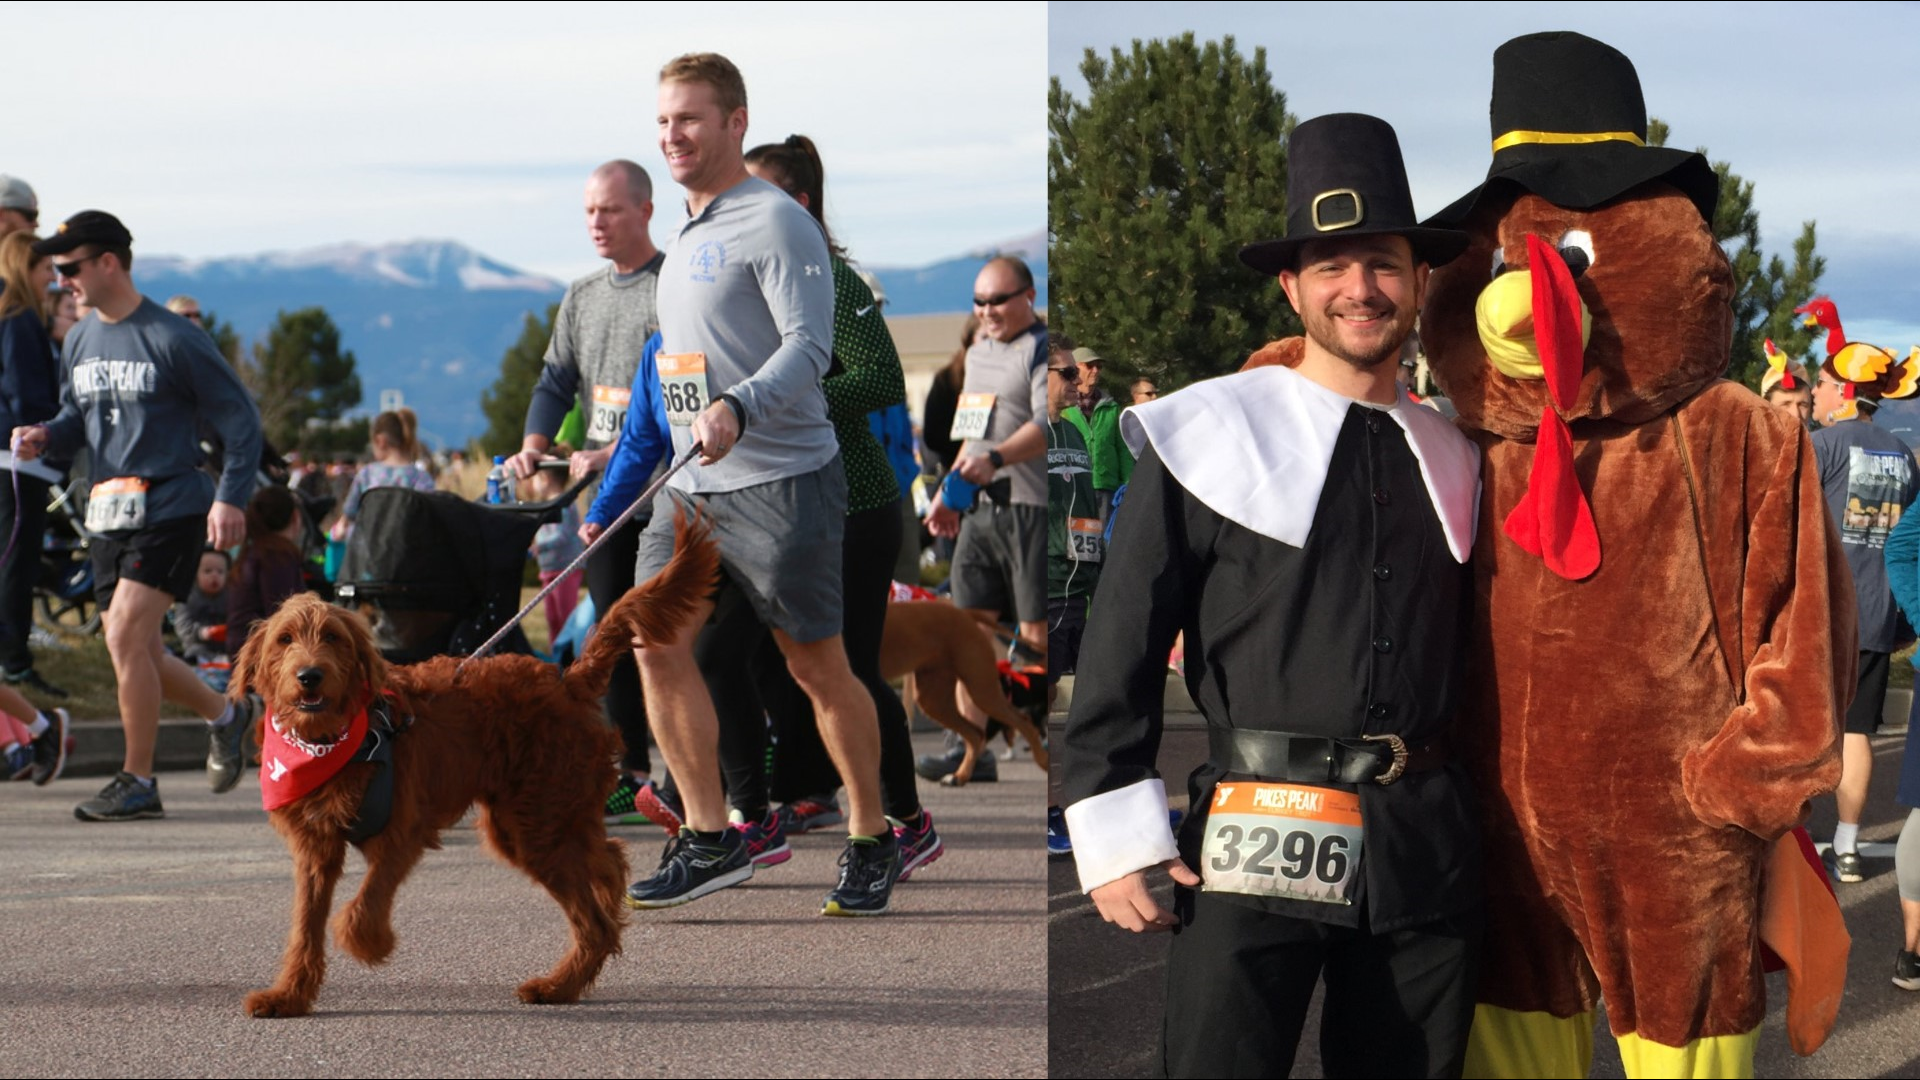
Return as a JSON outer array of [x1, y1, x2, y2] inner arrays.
[[1240, 113, 1467, 276], [1425, 31, 1719, 228], [32, 210, 133, 257]]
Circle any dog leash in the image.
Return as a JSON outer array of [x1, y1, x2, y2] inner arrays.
[[458, 441, 703, 672]]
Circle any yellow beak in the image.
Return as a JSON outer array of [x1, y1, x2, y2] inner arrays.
[[1475, 269, 1592, 380]]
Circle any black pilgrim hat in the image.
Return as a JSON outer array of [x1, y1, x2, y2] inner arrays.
[[1239, 112, 1467, 276], [1425, 31, 1719, 228]]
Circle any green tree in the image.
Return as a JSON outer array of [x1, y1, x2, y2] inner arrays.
[[1049, 34, 1299, 390], [478, 303, 560, 454], [199, 309, 243, 368], [240, 307, 362, 452], [1648, 119, 1824, 388]]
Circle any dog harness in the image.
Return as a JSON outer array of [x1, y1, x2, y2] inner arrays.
[[260, 692, 409, 843]]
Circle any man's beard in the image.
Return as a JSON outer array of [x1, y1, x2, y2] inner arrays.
[[1305, 302, 1412, 371]]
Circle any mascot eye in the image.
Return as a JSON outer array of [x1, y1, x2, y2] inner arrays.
[[1556, 230, 1595, 277], [1490, 250, 1509, 279]]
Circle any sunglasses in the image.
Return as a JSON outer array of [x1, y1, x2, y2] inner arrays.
[[1048, 365, 1079, 381], [52, 252, 102, 278], [973, 289, 1027, 308]]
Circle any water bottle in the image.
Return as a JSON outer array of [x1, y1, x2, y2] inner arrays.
[[487, 455, 516, 505]]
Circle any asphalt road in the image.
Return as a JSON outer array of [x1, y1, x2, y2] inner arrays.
[[1048, 719, 1920, 1079], [0, 731, 1046, 1079]]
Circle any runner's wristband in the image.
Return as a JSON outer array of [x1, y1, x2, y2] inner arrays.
[[719, 392, 748, 434]]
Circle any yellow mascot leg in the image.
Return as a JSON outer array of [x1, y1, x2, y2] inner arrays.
[[1614, 1029, 1758, 1079], [1463, 1004, 1593, 1079]]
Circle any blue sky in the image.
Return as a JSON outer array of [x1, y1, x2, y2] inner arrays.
[[1051, 2, 1920, 357], [12, 3, 1046, 281]]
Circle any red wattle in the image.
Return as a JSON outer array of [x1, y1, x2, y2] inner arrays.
[[1503, 407, 1601, 580]]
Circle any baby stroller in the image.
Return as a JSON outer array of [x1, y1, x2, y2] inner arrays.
[[334, 466, 592, 663]]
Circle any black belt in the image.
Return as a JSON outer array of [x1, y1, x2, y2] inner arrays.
[[1209, 727, 1449, 786]]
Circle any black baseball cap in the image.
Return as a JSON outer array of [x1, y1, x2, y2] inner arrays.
[[32, 210, 134, 257]]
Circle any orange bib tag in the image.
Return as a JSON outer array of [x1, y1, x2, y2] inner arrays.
[[588, 384, 633, 444], [950, 392, 996, 441], [1067, 517, 1103, 562], [658, 353, 709, 428], [86, 477, 150, 532], [1201, 781, 1362, 905]]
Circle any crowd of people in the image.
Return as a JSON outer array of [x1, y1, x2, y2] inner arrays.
[[0, 51, 1050, 925]]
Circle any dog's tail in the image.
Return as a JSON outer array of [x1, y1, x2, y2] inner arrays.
[[565, 507, 719, 698]]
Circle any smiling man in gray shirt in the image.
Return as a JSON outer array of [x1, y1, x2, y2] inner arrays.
[[595, 51, 897, 918]]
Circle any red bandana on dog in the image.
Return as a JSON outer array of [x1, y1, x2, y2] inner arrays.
[[261, 699, 370, 811]]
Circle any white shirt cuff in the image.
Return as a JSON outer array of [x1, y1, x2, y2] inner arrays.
[[1065, 778, 1180, 893]]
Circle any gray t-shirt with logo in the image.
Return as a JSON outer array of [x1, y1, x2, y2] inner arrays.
[[655, 176, 837, 493], [1815, 418, 1919, 652]]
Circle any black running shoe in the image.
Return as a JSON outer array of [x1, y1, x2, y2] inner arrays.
[[1835, 851, 1864, 884], [821, 834, 901, 917], [912, 740, 996, 784], [1897, 950, 1920, 991], [29, 707, 69, 785], [624, 828, 753, 909], [75, 772, 164, 822], [208, 694, 261, 794]]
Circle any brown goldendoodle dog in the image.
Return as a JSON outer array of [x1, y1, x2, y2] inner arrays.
[[232, 511, 718, 1018]]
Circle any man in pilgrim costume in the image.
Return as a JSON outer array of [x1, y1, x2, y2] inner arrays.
[[1058, 113, 1485, 1079]]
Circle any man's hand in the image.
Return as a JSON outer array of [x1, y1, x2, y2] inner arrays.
[[579, 520, 603, 546], [11, 425, 46, 461], [505, 447, 551, 481], [956, 451, 997, 485], [569, 445, 613, 480], [925, 489, 960, 538], [692, 400, 740, 465], [1088, 859, 1201, 933], [207, 501, 246, 552]]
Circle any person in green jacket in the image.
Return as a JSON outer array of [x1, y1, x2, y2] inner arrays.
[[1059, 344, 1131, 523]]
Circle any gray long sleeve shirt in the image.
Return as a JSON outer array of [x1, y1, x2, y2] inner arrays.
[[46, 298, 261, 526], [656, 176, 837, 493]]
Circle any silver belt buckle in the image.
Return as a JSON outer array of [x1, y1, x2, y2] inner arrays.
[[1360, 733, 1407, 785]]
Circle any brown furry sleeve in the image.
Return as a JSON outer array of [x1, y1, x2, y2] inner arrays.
[[1675, 385, 1851, 837], [1241, 337, 1304, 372]]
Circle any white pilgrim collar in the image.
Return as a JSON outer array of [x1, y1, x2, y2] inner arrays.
[[1120, 365, 1480, 563]]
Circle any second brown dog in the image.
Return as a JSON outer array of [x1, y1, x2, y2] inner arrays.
[[880, 600, 1048, 785]]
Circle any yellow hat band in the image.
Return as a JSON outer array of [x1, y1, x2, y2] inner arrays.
[[1491, 129, 1646, 154]]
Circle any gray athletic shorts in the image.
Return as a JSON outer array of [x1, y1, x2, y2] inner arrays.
[[949, 502, 1046, 624], [634, 461, 847, 643]]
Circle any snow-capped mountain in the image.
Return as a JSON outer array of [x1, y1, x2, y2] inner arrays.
[[135, 235, 1044, 446], [143, 240, 560, 293]]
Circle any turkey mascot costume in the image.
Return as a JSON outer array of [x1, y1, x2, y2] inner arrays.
[[1419, 31, 1852, 1079]]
